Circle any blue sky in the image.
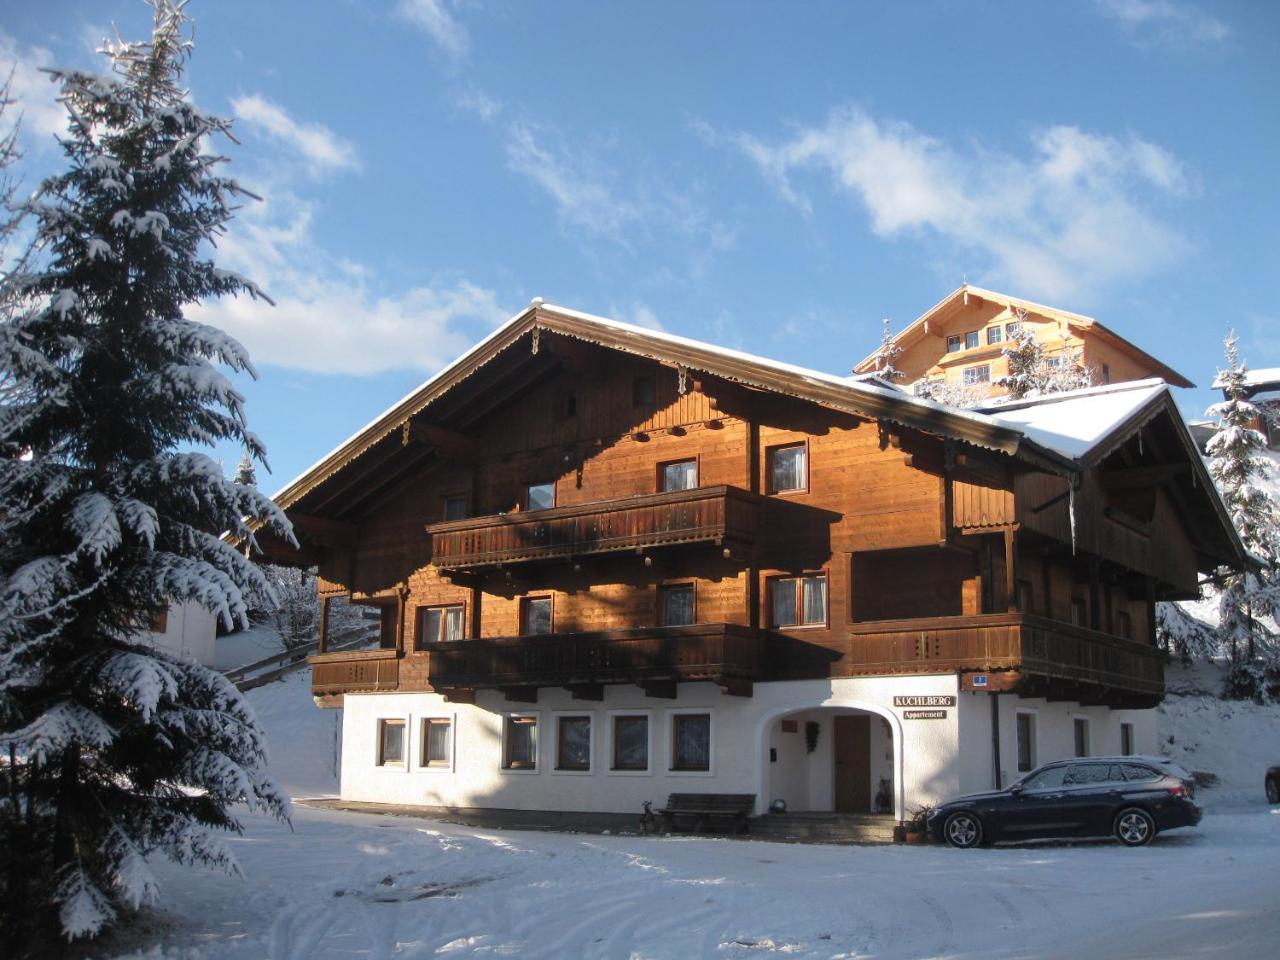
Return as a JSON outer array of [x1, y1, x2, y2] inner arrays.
[[4, 0, 1277, 490]]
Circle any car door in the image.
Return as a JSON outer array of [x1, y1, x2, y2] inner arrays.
[[1059, 763, 1127, 836], [1002, 764, 1071, 837]]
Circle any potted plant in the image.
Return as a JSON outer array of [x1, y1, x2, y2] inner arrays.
[[903, 805, 932, 844]]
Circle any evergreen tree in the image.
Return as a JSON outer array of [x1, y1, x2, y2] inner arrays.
[[1205, 332, 1280, 696], [0, 3, 293, 946], [234, 448, 257, 487], [871, 317, 904, 382]]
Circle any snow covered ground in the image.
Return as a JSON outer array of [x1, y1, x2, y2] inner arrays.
[[91, 665, 1280, 960]]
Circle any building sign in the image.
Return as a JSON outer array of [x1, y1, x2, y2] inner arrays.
[[893, 695, 956, 707], [903, 709, 948, 720]]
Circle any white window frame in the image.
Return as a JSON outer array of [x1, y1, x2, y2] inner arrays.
[[551, 711, 595, 776], [500, 711, 541, 775], [666, 708, 715, 777], [606, 709, 653, 777], [419, 713, 456, 772], [1014, 709, 1038, 774]]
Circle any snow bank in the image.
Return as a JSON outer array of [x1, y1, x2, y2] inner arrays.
[[242, 670, 339, 799]]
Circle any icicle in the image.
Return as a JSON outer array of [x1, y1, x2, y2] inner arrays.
[[1138, 431, 1143, 456], [1068, 481, 1077, 555]]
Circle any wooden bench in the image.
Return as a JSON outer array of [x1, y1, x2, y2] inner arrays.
[[658, 793, 755, 835]]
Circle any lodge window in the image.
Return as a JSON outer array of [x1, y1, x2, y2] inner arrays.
[[1016, 712, 1037, 773], [633, 375, 656, 407], [415, 604, 463, 648], [766, 442, 807, 493], [1120, 722, 1135, 757], [611, 715, 649, 771], [1046, 356, 1062, 370], [671, 713, 711, 772], [1005, 321, 1022, 338], [1116, 610, 1133, 640], [149, 609, 168, 633], [770, 573, 827, 628], [987, 325, 1003, 345], [442, 495, 469, 521], [1101, 364, 1111, 384], [503, 715, 538, 770], [525, 482, 555, 512], [659, 458, 698, 493], [520, 596, 553, 636], [964, 330, 980, 350], [660, 583, 695, 627], [421, 718, 451, 768], [1073, 718, 1090, 758], [946, 335, 962, 353], [962, 364, 990, 386], [377, 719, 405, 766], [555, 716, 592, 771]]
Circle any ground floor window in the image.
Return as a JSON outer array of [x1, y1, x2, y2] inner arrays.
[[671, 713, 711, 771], [1120, 722, 1135, 756], [377, 718, 405, 766], [504, 715, 538, 769], [421, 717, 451, 767], [556, 716, 592, 771], [1073, 717, 1089, 757], [612, 715, 649, 771], [1016, 712, 1037, 773]]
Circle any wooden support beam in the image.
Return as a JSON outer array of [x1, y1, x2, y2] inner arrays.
[[1099, 463, 1189, 491], [289, 512, 358, 549], [441, 688, 476, 705], [1088, 556, 1102, 632], [402, 419, 478, 461], [641, 679, 678, 699], [719, 677, 753, 697], [1004, 527, 1017, 613], [502, 686, 539, 704], [567, 683, 605, 701], [317, 595, 330, 654]]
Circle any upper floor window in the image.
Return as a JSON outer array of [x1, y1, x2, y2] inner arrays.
[[659, 458, 698, 492], [442, 495, 468, 521], [946, 335, 962, 353], [964, 331, 980, 350], [525, 481, 555, 511], [767, 442, 807, 493], [415, 604, 463, 648], [962, 365, 990, 386], [987, 326, 1003, 345], [770, 573, 827, 628], [660, 583, 695, 627], [633, 375, 656, 406], [1005, 321, 1022, 338], [521, 596, 553, 636]]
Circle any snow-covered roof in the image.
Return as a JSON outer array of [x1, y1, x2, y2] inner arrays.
[[1211, 367, 1280, 391]]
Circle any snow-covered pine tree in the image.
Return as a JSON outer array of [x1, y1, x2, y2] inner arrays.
[[234, 448, 257, 487], [871, 317, 905, 382], [1206, 332, 1280, 698], [0, 3, 293, 946]]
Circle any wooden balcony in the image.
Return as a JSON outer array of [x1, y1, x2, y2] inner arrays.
[[426, 485, 760, 570], [832, 612, 1163, 707], [427, 623, 762, 698], [310, 647, 399, 697]]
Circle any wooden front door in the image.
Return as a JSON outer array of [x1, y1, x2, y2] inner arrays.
[[834, 715, 871, 813]]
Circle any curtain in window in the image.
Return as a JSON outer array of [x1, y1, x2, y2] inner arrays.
[[507, 718, 536, 766], [772, 579, 797, 627], [673, 714, 710, 770], [614, 716, 648, 769], [662, 460, 697, 492], [802, 575, 826, 624], [426, 720, 450, 764], [380, 721, 404, 764], [443, 606, 463, 641], [770, 446, 805, 491]]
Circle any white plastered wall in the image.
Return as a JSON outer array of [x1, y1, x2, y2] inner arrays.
[[136, 599, 218, 666]]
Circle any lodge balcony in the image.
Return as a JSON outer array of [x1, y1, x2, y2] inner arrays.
[[311, 647, 399, 697], [425, 484, 761, 571]]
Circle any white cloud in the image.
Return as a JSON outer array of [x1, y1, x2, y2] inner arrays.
[[734, 106, 1194, 302], [608, 302, 664, 332], [0, 31, 69, 152], [457, 85, 502, 122], [396, 0, 469, 58], [1096, 0, 1230, 49], [231, 95, 359, 178]]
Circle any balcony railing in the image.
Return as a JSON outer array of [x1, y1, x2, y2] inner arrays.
[[427, 622, 761, 692], [426, 485, 760, 570], [310, 647, 399, 696]]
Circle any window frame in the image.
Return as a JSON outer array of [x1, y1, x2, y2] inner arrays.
[[1073, 717, 1090, 758], [1005, 321, 1022, 339], [414, 602, 466, 649], [552, 712, 594, 775], [524, 481, 556, 512], [376, 718, 406, 767], [1015, 710, 1038, 773], [520, 595, 554, 637], [608, 711, 652, 775], [765, 440, 809, 495], [986, 325, 1003, 345], [946, 334, 962, 353], [501, 713, 540, 773], [658, 581, 697, 627], [667, 709, 714, 775], [767, 571, 829, 629], [964, 330, 980, 350], [441, 494, 469, 522], [149, 608, 168, 633], [962, 364, 991, 386], [420, 716, 454, 770], [656, 456, 699, 494]]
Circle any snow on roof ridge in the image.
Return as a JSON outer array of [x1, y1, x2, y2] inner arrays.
[[1211, 366, 1280, 390], [975, 377, 1168, 414]]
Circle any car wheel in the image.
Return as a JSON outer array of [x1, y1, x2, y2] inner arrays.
[[1113, 807, 1156, 847], [943, 811, 983, 849], [1267, 777, 1280, 804]]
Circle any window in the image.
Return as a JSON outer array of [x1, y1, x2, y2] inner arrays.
[[1016, 712, 1037, 773], [377, 719, 405, 766], [415, 604, 464, 648], [671, 713, 711, 771], [442, 495, 468, 521], [964, 330, 980, 350], [421, 718, 451, 767], [1073, 718, 1089, 757], [1121, 762, 1158, 781], [633, 375, 656, 406], [1064, 763, 1120, 785], [1005, 321, 1022, 338], [660, 583, 695, 626], [1101, 364, 1111, 384], [946, 335, 962, 353], [149, 609, 168, 633], [503, 715, 537, 769], [525, 482, 555, 511], [770, 574, 827, 627], [1120, 723, 1136, 757], [1116, 610, 1133, 639], [962, 364, 990, 386], [1046, 356, 1062, 369], [556, 716, 592, 771], [767, 443, 807, 493], [987, 325, 1003, 345], [612, 715, 649, 771], [521, 596, 553, 636], [659, 458, 698, 492], [1070, 596, 1088, 627]]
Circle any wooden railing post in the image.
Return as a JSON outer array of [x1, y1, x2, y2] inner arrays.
[[316, 595, 330, 654]]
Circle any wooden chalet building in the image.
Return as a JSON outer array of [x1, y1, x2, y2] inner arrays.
[[264, 300, 1244, 823]]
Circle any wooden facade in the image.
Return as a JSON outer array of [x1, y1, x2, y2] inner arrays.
[[265, 303, 1243, 712]]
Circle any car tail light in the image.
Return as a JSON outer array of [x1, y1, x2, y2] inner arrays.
[[1167, 784, 1188, 798]]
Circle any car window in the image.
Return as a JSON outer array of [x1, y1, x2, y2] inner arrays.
[[1020, 766, 1068, 790], [1063, 763, 1116, 785], [1121, 763, 1160, 782]]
